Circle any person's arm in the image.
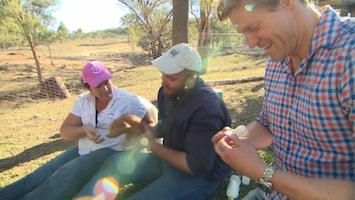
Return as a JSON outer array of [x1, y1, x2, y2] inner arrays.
[[142, 122, 193, 174], [272, 169, 355, 200], [60, 113, 102, 143], [150, 142, 193, 174], [212, 130, 355, 200]]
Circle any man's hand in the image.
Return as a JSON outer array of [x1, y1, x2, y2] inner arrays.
[[212, 127, 266, 181], [139, 122, 156, 150], [142, 121, 156, 141]]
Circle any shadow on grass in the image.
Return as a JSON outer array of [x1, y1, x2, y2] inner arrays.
[[78, 42, 120, 47], [227, 82, 264, 126], [0, 137, 75, 172]]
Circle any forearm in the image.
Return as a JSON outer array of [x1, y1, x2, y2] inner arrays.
[[240, 121, 273, 149], [272, 170, 355, 200], [60, 113, 87, 141], [60, 126, 86, 141], [150, 142, 193, 174]]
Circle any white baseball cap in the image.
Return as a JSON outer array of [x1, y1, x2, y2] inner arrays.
[[151, 43, 203, 74]]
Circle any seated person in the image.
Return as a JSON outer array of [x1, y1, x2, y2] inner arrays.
[[0, 61, 157, 200]]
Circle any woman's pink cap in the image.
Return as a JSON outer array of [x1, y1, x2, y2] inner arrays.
[[82, 61, 112, 88]]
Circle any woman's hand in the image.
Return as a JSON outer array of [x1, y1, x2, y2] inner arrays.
[[83, 126, 104, 144]]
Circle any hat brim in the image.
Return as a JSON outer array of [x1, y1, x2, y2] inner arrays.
[[87, 73, 112, 88], [152, 54, 184, 75]]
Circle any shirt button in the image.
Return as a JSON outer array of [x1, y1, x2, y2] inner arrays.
[[287, 146, 291, 151], [288, 120, 292, 125]]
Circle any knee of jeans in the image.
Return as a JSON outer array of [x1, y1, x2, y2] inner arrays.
[[102, 154, 123, 169]]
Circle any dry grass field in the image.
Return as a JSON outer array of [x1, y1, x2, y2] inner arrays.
[[0, 36, 269, 199]]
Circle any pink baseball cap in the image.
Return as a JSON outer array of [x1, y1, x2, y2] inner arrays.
[[81, 61, 113, 88]]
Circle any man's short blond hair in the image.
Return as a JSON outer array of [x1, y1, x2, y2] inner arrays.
[[217, 0, 306, 20]]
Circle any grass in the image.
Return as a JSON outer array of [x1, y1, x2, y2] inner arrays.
[[0, 36, 272, 199]]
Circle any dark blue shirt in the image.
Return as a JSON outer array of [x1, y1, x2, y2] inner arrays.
[[157, 78, 232, 180]]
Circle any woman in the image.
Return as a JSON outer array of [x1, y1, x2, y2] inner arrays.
[[0, 61, 157, 200]]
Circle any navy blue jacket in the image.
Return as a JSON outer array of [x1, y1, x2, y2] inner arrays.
[[157, 78, 232, 180]]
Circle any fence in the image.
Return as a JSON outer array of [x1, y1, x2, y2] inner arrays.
[[0, 33, 267, 191], [0, 33, 266, 106]]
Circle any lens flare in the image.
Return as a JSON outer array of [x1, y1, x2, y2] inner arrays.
[[117, 155, 136, 174], [244, 4, 254, 12], [75, 196, 94, 200], [139, 137, 149, 146], [93, 177, 120, 200]]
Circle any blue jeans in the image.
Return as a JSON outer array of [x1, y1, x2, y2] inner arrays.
[[0, 146, 116, 200], [75, 150, 223, 200], [0, 146, 79, 200], [241, 188, 267, 200]]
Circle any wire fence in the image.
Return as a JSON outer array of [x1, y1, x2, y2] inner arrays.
[[0, 32, 266, 106]]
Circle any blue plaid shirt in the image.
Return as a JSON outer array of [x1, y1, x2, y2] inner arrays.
[[257, 6, 355, 199]]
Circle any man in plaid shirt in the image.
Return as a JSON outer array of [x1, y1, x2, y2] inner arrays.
[[213, 0, 354, 199]]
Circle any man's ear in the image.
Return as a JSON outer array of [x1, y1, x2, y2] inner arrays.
[[184, 77, 194, 90], [280, 0, 294, 8], [184, 72, 198, 89]]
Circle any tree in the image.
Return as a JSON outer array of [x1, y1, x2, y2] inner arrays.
[[190, 0, 217, 73], [37, 28, 57, 66], [0, 23, 25, 48], [172, 0, 188, 44], [56, 22, 68, 42], [70, 29, 84, 39], [0, 1, 26, 48], [0, 0, 58, 85], [118, 0, 173, 58], [209, 15, 240, 45], [190, 0, 214, 48], [127, 27, 139, 52]]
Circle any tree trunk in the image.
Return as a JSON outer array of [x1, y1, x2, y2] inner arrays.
[[172, 0, 189, 45], [198, 4, 211, 74], [47, 44, 54, 66], [26, 33, 43, 85], [149, 29, 159, 59]]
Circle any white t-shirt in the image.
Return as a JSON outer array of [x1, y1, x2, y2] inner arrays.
[[71, 87, 149, 155], [137, 95, 158, 122]]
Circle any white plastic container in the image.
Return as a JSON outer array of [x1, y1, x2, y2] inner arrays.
[[241, 175, 251, 185], [226, 175, 241, 200]]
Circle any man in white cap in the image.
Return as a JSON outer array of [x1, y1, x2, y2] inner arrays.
[[75, 43, 232, 199]]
